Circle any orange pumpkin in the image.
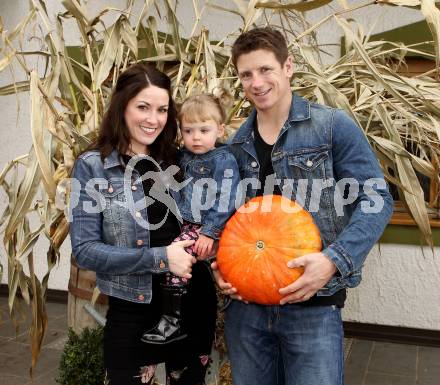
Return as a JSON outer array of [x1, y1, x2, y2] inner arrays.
[[217, 195, 322, 305]]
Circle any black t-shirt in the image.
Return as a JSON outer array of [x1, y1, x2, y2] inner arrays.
[[121, 154, 180, 247], [254, 126, 282, 196], [253, 124, 346, 308]]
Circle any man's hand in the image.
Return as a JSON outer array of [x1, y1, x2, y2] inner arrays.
[[278, 252, 337, 305], [211, 261, 244, 301], [194, 234, 215, 260]]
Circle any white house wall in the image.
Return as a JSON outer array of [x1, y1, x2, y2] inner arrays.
[[0, 0, 439, 331], [344, 244, 440, 330]]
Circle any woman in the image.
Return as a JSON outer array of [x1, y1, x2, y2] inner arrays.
[[69, 63, 217, 385]]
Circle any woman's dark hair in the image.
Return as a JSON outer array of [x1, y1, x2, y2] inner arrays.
[[90, 63, 178, 166]]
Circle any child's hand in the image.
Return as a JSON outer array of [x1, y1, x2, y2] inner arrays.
[[194, 234, 214, 260]]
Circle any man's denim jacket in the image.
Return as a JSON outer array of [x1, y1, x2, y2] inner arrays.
[[228, 93, 394, 296], [69, 150, 180, 303], [178, 145, 240, 239]]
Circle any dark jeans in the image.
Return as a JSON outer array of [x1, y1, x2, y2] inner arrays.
[[225, 301, 344, 385]]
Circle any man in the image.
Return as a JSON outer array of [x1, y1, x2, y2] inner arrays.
[[212, 27, 393, 385]]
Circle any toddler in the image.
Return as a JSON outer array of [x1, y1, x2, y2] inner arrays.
[[141, 92, 240, 345]]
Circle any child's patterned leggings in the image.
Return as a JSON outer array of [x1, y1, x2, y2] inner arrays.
[[165, 222, 200, 287]]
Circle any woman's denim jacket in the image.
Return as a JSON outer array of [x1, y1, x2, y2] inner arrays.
[[69, 150, 180, 303], [228, 93, 394, 296], [178, 145, 240, 239]]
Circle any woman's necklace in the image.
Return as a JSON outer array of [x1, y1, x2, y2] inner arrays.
[[127, 145, 149, 157]]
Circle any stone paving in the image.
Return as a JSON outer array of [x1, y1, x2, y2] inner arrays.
[[0, 297, 66, 385], [1, 295, 440, 385]]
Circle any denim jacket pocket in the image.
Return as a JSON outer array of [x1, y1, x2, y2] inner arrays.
[[191, 162, 212, 177], [101, 183, 127, 220], [287, 148, 329, 182]]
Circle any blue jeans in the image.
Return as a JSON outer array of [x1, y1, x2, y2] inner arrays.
[[224, 301, 344, 385]]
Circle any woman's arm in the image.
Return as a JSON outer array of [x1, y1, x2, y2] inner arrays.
[[70, 156, 197, 278]]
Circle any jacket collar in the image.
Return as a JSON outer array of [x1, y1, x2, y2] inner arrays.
[[103, 149, 167, 169], [180, 143, 227, 159], [103, 149, 121, 169], [230, 93, 311, 144]]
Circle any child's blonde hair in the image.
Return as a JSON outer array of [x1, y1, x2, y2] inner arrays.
[[178, 89, 232, 125]]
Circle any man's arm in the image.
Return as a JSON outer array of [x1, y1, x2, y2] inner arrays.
[[279, 109, 393, 303], [321, 109, 394, 277]]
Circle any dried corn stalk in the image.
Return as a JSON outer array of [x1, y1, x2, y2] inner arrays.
[[0, 0, 438, 380]]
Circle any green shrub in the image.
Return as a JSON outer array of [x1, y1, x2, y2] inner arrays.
[[57, 326, 105, 385]]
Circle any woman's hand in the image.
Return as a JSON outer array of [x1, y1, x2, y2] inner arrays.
[[194, 234, 214, 260], [166, 240, 197, 279]]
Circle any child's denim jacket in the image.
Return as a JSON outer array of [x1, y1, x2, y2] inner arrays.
[[178, 144, 240, 239]]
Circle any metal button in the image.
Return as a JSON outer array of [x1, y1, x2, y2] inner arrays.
[[159, 260, 166, 269], [138, 294, 145, 301], [136, 239, 143, 246], [131, 185, 137, 191], [199, 167, 204, 172], [135, 211, 141, 218], [251, 161, 258, 168], [306, 160, 313, 167], [108, 185, 114, 193]]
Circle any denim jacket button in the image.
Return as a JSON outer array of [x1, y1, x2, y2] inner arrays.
[[131, 185, 137, 191], [251, 161, 258, 168], [138, 294, 145, 301], [199, 166, 204, 172], [108, 185, 114, 193], [136, 239, 143, 246], [159, 260, 166, 269], [135, 211, 141, 218], [306, 160, 313, 167]]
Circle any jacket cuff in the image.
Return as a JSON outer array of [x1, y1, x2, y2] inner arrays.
[[200, 225, 222, 240], [321, 243, 353, 278]]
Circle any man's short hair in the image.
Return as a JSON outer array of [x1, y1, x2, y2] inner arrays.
[[231, 27, 289, 68]]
